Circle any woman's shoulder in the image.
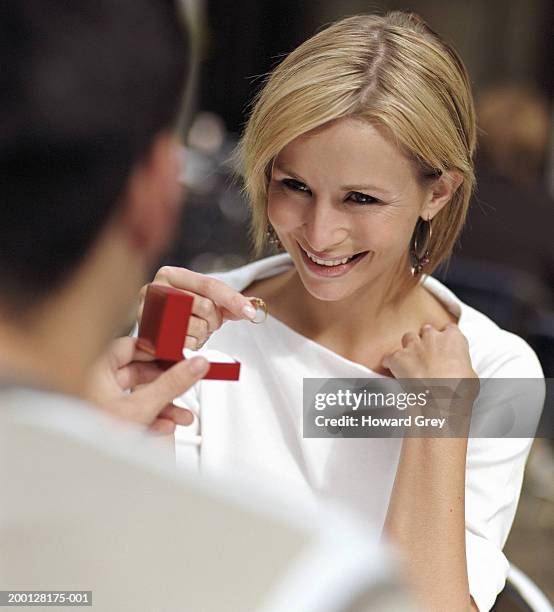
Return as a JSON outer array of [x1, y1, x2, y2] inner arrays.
[[463, 306, 542, 377], [424, 276, 543, 378]]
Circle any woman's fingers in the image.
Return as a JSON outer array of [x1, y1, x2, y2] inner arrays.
[[184, 335, 211, 350], [401, 331, 419, 348], [155, 266, 256, 321], [420, 323, 436, 337], [191, 295, 223, 331], [187, 310, 214, 337], [137, 267, 259, 349], [184, 313, 213, 349], [384, 322, 475, 380]]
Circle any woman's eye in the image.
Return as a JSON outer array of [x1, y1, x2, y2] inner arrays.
[[282, 178, 311, 194], [348, 191, 380, 205]]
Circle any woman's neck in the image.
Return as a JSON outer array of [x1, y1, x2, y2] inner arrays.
[[281, 269, 415, 335]]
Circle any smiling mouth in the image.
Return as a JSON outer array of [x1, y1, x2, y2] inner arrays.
[[298, 243, 369, 267]]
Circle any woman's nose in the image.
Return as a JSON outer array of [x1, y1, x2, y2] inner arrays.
[[302, 199, 349, 253]]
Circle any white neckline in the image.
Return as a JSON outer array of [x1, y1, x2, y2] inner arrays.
[[264, 312, 387, 377]]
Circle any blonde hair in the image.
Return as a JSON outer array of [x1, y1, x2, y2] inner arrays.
[[236, 11, 477, 275]]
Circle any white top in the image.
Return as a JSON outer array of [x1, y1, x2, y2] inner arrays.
[[175, 253, 545, 612], [1, 386, 411, 612]]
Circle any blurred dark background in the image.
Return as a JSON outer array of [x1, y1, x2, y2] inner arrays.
[[198, 0, 553, 133], [172, 2, 554, 606]]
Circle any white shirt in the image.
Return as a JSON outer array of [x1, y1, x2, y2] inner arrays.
[[0, 386, 413, 612], [175, 254, 545, 612]]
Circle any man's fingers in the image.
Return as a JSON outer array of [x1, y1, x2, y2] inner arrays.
[[130, 356, 209, 424], [137, 284, 148, 321], [107, 336, 157, 370], [115, 362, 163, 391], [149, 418, 177, 436], [160, 267, 256, 321], [159, 404, 195, 426], [106, 337, 139, 370]]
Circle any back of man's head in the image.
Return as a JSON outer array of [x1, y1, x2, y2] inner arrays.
[[0, 0, 189, 318]]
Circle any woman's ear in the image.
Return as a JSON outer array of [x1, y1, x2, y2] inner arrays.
[[421, 170, 463, 220]]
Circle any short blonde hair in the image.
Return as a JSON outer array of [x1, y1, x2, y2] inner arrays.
[[236, 11, 477, 274]]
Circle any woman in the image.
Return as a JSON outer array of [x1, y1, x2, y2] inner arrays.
[[146, 12, 544, 611]]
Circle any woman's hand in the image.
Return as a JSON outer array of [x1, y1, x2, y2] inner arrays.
[[383, 323, 478, 611], [383, 322, 477, 380], [138, 266, 257, 349], [84, 337, 209, 435]]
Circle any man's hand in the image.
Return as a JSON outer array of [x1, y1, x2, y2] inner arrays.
[[85, 337, 208, 435]]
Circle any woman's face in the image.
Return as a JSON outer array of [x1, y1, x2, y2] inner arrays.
[[268, 117, 434, 302]]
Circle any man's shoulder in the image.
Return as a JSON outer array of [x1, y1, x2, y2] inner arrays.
[[0, 389, 306, 610], [0, 387, 402, 612]]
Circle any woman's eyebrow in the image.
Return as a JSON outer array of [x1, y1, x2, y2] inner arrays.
[[340, 182, 390, 195], [273, 163, 309, 184]]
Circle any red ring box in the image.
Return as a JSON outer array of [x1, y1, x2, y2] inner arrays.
[[137, 284, 240, 381]]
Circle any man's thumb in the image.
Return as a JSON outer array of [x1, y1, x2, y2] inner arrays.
[[132, 356, 209, 423]]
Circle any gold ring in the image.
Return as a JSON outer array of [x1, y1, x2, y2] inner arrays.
[[247, 297, 268, 324]]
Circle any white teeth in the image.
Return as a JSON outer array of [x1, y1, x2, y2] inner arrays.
[[304, 249, 354, 267]]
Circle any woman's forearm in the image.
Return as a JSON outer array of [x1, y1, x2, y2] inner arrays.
[[384, 436, 472, 611]]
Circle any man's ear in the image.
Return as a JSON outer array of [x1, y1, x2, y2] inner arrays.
[[421, 170, 463, 220], [122, 132, 183, 259]]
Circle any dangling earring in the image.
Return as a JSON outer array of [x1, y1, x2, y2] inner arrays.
[[266, 223, 283, 251], [410, 215, 432, 276]]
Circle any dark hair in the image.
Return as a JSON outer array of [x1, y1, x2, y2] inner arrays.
[[0, 0, 190, 316]]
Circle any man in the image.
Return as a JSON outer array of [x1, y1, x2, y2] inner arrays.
[[0, 2, 414, 610]]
